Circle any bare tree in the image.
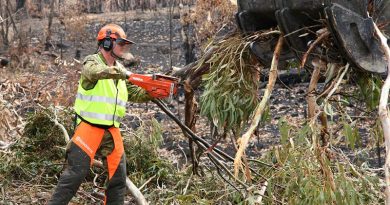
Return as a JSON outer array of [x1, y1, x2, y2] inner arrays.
[[180, 11, 196, 64], [37, 0, 43, 13], [44, 0, 55, 50], [0, 0, 10, 48], [6, 1, 20, 41], [16, 0, 26, 11]]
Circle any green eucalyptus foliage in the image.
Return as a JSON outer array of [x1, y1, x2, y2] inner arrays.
[[0, 107, 73, 183], [356, 72, 382, 111], [124, 118, 175, 186], [257, 117, 383, 205], [123, 119, 242, 204], [199, 33, 262, 131]]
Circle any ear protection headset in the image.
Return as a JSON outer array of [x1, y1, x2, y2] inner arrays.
[[102, 29, 114, 51]]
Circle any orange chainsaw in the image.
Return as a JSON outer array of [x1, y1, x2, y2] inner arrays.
[[127, 73, 179, 99]]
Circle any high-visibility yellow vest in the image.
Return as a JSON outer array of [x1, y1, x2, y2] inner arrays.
[[74, 55, 128, 127]]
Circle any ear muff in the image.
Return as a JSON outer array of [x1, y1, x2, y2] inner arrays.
[[102, 29, 113, 51]]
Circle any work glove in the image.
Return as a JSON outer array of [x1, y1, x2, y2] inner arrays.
[[106, 65, 129, 80]]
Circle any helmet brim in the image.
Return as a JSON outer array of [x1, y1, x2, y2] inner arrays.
[[117, 38, 135, 45]]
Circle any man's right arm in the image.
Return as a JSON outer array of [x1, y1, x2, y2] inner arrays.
[[81, 55, 128, 90], [80, 54, 153, 103]]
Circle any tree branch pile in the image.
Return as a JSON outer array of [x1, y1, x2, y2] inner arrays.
[[169, 12, 390, 202], [0, 60, 80, 142]]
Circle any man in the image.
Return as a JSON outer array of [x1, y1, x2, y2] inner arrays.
[[49, 23, 151, 204]]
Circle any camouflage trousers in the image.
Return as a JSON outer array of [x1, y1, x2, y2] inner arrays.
[[48, 122, 126, 205]]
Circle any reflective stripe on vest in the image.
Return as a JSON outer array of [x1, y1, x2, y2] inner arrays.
[[76, 93, 127, 108]]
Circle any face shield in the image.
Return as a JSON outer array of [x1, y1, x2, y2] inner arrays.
[[111, 38, 135, 60]]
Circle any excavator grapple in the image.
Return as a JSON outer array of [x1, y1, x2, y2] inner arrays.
[[236, 0, 390, 73]]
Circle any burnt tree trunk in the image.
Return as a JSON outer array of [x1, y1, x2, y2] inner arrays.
[[37, 0, 43, 13], [6, 1, 19, 40], [0, 0, 10, 48], [180, 12, 196, 64], [45, 0, 55, 50], [16, 0, 26, 11], [184, 80, 199, 175]]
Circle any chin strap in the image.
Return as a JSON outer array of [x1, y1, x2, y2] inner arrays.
[[110, 50, 124, 61]]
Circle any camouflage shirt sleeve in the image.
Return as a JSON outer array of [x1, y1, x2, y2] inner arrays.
[[81, 54, 128, 90]]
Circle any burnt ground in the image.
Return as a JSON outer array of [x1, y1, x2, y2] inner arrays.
[[34, 9, 187, 69], [152, 81, 383, 169]]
